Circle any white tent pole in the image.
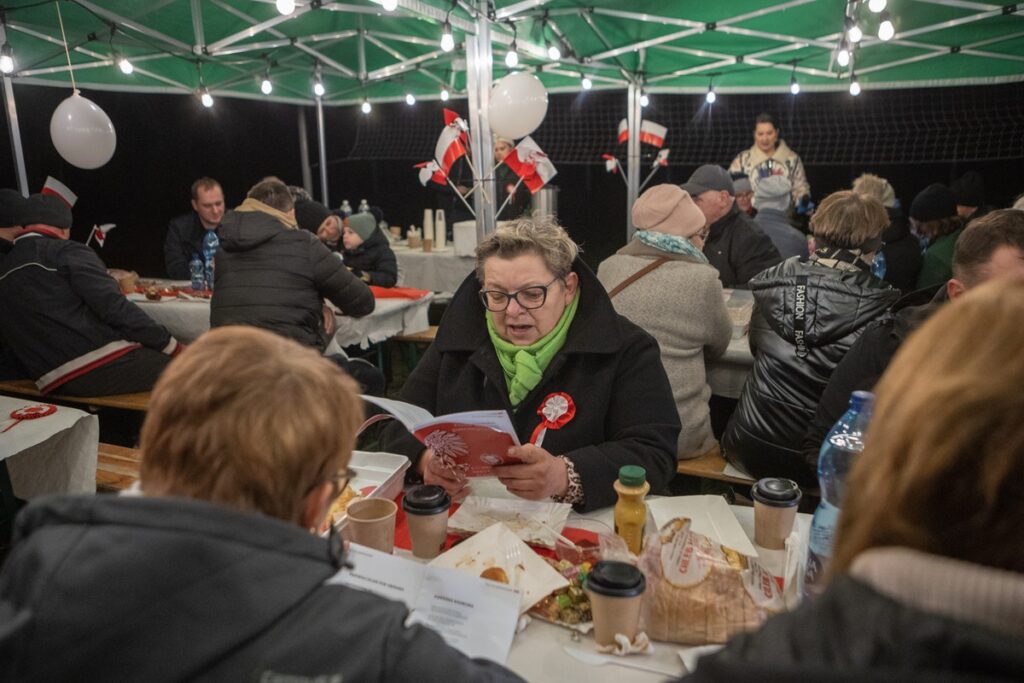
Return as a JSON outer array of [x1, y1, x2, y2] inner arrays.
[[625, 81, 641, 240], [298, 108, 314, 198], [1, 23, 28, 196], [466, 2, 496, 239], [315, 96, 329, 206]]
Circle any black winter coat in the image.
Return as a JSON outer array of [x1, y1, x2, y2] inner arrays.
[[381, 259, 680, 512], [704, 205, 783, 288], [211, 206, 375, 350], [722, 257, 898, 487], [342, 228, 398, 287], [164, 212, 211, 280], [0, 496, 523, 683], [685, 575, 1024, 683], [878, 207, 923, 294]]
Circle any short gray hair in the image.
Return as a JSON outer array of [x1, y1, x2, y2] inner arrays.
[[247, 176, 294, 213], [475, 216, 579, 282]]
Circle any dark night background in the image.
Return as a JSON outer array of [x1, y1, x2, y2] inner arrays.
[[2, 81, 1022, 276]]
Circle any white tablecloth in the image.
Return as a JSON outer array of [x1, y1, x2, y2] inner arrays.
[[707, 289, 755, 399], [0, 396, 98, 497], [395, 245, 475, 293], [131, 283, 432, 350], [506, 502, 810, 682]]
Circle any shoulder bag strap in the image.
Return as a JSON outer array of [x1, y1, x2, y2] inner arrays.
[[608, 257, 670, 299]]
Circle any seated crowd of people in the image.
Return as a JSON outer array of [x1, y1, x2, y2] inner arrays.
[[1, 112, 1023, 680]]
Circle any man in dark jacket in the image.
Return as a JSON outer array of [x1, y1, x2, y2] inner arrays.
[[0, 194, 182, 396], [681, 165, 782, 288], [342, 212, 398, 287], [803, 208, 1024, 462], [0, 327, 523, 683], [752, 176, 808, 259], [211, 177, 375, 350], [163, 177, 224, 279]]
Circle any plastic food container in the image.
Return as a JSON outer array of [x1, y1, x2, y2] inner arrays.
[[330, 451, 410, 534]]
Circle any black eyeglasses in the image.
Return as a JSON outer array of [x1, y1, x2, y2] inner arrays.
[[307, 465, 357, 496], [479, 276, 561, 312]]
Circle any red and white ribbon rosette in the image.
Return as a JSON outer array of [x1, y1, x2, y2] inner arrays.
[[1, 403, 57, 433], [530, 392, 576, 448]]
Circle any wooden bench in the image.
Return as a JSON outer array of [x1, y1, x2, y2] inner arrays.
[[0, 379, 150, 413], [393, 325, 439, 345], [676, 448, 757, 486], [96, 443, 142, 494]]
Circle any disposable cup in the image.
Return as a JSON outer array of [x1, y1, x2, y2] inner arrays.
[[346, 498, 397, 554]]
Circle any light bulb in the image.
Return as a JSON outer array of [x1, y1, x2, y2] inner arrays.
[[381, 0, 398, 10], [313, 80, 325, 97], [261, 78, 273, 95], [1, 43, 15, 75], [200, 88, 214, 107], [117, 54, 133, 75], [405, 93, 416, 105], [581, 76, 592, 90], [440, 88, 449, 101], [547, 43, 561, 61], [705, 87, 716, 104], [878, 15, 895, 41], [848, 23, 863, 44], [868, 0, 887, 12], [440, 23, 454, 52], [639, 92, 649, 107], [276, 0, 296, 15], [790, 77, 800, 95], [837, 46, 851, 67], [505, 49, 519, 68], [361, 100, 371, 114], [849, 77, 861, 96]]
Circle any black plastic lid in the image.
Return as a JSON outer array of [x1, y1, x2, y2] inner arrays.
[[586, 561, 646, 598], [750, 478, 802, 507], [402, 485, 451, 515]]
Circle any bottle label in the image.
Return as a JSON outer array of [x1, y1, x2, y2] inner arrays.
[[803, 548, 827, 596]]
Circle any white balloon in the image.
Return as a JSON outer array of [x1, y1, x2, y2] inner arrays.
[[488, 72, 548, 140], [49, 91, 117, 169]]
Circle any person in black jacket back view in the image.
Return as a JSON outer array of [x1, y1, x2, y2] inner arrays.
[[851, 173, 922, 293], [0, 327, 524, 683], [722, 191, 898, 488]]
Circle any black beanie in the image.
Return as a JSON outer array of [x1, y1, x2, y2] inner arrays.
[[0, 189, 30, 227], [909, 183, 957, 223], [20, 194, 73, 229], [293, 199, 332, 234], [950, 170, 984, 208]]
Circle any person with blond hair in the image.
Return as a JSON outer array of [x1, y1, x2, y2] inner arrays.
[[683, 280, 1024, 682], [852, 172, 922, 292], [722, 191, 898, 487], [0, 327, 524, 682], [383, 216, 680, 511]]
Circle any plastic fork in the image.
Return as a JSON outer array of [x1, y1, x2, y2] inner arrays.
[[505, 542, 524, 589]]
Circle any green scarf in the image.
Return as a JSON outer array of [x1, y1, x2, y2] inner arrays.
[[486, 290, 580, 407]]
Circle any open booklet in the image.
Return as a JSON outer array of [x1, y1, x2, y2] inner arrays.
[[361, 395, 522, 477]]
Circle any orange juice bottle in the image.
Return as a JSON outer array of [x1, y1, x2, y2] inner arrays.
[[613, 465, 649, 555]]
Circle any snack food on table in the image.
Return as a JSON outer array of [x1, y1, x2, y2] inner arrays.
[[319, 485, 362, 533], [529, 558, 593, 628], [480, 567, 510, 584], [144, 286, 161, 301]]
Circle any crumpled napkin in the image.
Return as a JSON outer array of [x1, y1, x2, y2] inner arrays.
[[595, 631, 653, 656]]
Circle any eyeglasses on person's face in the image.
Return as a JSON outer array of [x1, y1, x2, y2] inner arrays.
[[307, 465, 357, 497], [478, 276, 562, 312]]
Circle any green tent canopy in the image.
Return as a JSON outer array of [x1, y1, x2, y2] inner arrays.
[[2, 0, 1021, 107]]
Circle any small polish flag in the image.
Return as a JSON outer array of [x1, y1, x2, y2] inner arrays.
[[601, 154, 619, 174], [41, 177, 77, 208], [617, 118, 628, 144], [90, 223, 116, 248], [503, 136, 557, 194], [434, 112, 468, 175], [653, 149, 670, 167], [414, 160, 447, 187], [639, 120, 667, 148]]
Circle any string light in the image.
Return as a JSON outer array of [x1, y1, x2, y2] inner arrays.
[[581, 75, 592, 90], [878, 12, 895, 41], [381, 0, 398, 10], [312, 68, 325, 97], [868, 0, 887, 12], [705, 84, 716, 104], [361, 99, 371, 114], [199, 86, 214, 107], [440, 87, 449, 101], [849, 74, 861, 96], [0, 42, 14, 75], [440, 21, 455, 52], [260, 77, 273, 95], [113, 50, 133, 75], [546, 41, 561, 61], [276, 0, 296, 15], [790, 75, 800, 95], [837, 41, 851, 67], [505, 46, 518, 68], [639, 91, 649, 107], [847, 20, 863, 44], [405, 92, 416, 105]]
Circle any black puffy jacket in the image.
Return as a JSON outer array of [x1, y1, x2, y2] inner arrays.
[[342, 228, 398, 287], [878, 207, 923, 294], [704, 205, 783, 289], [722, 257, 897, 487], [211, 202, 375, 350]]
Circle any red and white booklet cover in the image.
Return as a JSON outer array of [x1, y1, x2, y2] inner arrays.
[[361, 396, 522, 477]]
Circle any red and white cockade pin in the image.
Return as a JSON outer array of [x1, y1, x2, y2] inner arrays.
[[1, 403, 57, 433], [530, 392, 576, 448]]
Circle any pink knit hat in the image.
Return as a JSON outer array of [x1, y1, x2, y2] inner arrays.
[[631, 184, 706, 238]]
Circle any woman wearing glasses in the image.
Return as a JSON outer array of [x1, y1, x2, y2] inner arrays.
[[383, 217, 680, 511]]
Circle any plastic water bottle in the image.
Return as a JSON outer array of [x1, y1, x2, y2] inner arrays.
[[202, 230, 219, 291], [189, 254, 205, 291], [803, 390, 875, 598], [871, 250, 887, 279], [340, 199, 352, 217], [358, 199, 370, 213]]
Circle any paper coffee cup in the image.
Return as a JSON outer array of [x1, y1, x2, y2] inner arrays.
[[751, 478, 801, 550], [422, 237, 433, 253], [586, 561, 646, 646], [346, 498, 397, 554], [402, 485, 451, 559]]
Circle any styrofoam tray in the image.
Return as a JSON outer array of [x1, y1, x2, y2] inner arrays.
[[329, 450, 410, 533]]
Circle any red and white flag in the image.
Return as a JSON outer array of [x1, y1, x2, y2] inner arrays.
[[617, 118, 628, 144], [639, 120, 667, 148], [601, 154, 619, 174], [414, 160, 447, 187], [41, 176, 77, 208], [434, 110, 469, 175], [90, 223, 116, 248], [653, 148, 670, 167], [503, 136, 557, 194]]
